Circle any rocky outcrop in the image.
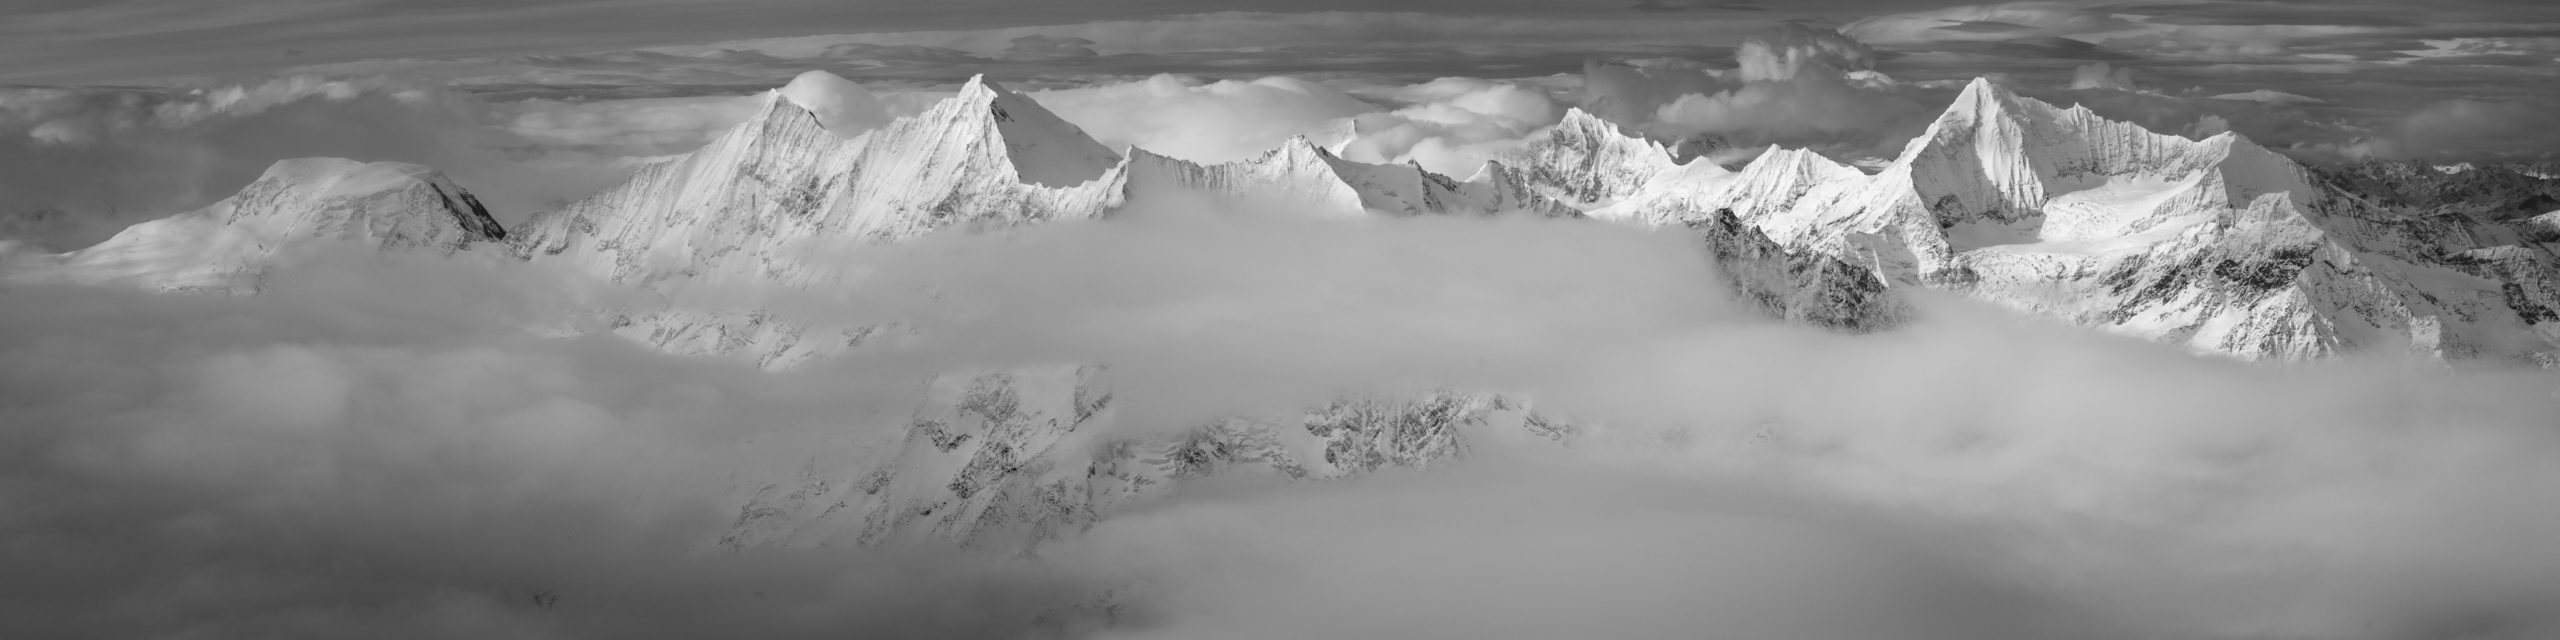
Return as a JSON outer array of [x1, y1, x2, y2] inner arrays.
[[716, 365, 1576, 552]]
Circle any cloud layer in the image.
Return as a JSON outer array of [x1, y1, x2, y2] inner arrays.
[[9, 208, 2560, 638]]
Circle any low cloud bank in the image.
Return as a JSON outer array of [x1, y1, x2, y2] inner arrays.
[[1584, 24, 1939, 163], [2347, 98, 2560, 163], [9, 209, 2560, 638], [1339, 77, 1566, 178], [1029, 74, 1569, 178], [0, 250, 1094, 639], [1030, 75, 1375, 163]]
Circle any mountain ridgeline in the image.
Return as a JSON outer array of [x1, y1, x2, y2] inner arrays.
[[20, 73, 2560, 365], [16, 71, 2560, 549], [499, 73, 2560, 366]]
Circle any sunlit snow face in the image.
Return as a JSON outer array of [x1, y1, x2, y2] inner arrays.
[[8, 212, 2560, 639]]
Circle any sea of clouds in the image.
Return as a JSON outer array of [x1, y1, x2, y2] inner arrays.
[[7, 205, 2560, 638], [6, 20, 2560, 638]]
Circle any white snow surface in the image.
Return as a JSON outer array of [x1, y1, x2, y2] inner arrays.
[[3, 158, 504, 293]]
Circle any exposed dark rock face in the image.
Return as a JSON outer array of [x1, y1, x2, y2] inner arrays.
[[1687, 208, 1907, 333]]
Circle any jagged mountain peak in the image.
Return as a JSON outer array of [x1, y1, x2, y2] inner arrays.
[[1944, 77, 2031, 118], [1275, 134, 1336, 159], [929, 74, 1122, 187], [1491, 108, 1682, 209], [1636, 76, 2560, 364], [511, 72, 1136, 286], [1881, 75, 2296, 237], [1552, 107, 1628, 139]]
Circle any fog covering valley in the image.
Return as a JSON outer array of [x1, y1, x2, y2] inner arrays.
[[6, 2, 2560, 638], [14, 206, 2560, 639]]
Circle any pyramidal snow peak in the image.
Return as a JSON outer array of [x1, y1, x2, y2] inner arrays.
[[512, 74, 1132, 287], [4, 158, 505, 293]]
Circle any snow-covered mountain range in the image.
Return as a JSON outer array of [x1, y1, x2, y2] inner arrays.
[[20, 73, 2555, 363], [1526, 79, 2560, 364], [12, 71, 2560, 548]]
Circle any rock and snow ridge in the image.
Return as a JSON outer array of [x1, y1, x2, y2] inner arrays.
[[511, 74, 1132, 289], [1566, 78, 2560, 364], [716, 364, 1580, 552], [2, 158, 506, 293], [513, 72, 1581, 291], [503, 72, 1677, 367]]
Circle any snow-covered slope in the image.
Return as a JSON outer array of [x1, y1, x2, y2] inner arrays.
[[1567, 78, 2560, 364], [515, 73, 1611, 367], [3, 158, 505, 293], [40, 72, 2547, 365], [513, 74, 1129, 289]]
